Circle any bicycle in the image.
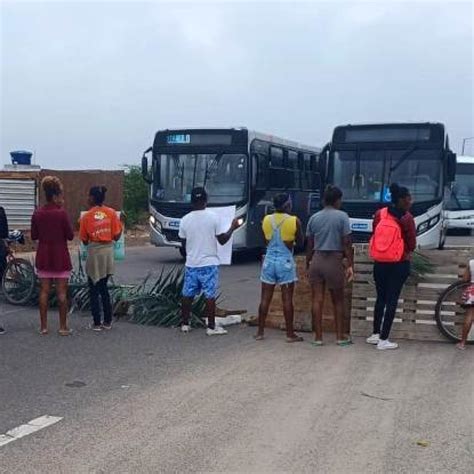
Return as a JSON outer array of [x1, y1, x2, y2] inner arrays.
[[435, 280, 473, 344], [1, 231, 36, 305]]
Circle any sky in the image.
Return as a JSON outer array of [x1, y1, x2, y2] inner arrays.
[[1, 0, 473, 169]]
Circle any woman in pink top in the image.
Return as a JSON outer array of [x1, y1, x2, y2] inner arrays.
[[31, 177, 74, 335]]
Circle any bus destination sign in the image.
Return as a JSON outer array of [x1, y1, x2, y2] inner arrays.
[[167, 134, 191, 144]]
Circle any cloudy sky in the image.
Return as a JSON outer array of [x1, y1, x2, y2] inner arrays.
[[1, 0, 473, 169]]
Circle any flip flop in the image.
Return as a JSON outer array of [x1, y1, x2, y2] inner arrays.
[[39, 329, 48, 336], [286, 335, 304, 343], [456, 343, 466, 351], [254, 334, 265, 341], [58, 329, 73, 337], [311, 340, 323, 347], [336, 339, 353, 347]]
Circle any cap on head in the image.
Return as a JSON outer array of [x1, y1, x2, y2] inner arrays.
[[191, 187, 207, 205]]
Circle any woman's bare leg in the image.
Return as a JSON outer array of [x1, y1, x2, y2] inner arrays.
[[39, 278, 51, 333], [256, 283, 275, 339], [311, 282, 325, 341], [281, 283, 301, 341], [330, 288, 346, 342], [56, 279, 69, 333], [458, 308, 473, 349]]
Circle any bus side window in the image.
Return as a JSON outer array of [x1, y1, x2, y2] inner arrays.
[[310, 154, 319, 190], [269, 147, 286, 189], [302, 153, 312, 190], [270, 146, 284, 168], [288, 150, 299, 189], [255, 153, 269, 190]]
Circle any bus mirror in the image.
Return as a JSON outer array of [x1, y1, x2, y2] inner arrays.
[[141, 156, 149, 180], [141, 148, 152, 184], [447, 151, 456, 182]]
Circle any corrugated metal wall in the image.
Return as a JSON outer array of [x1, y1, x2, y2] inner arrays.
[[0, 179, 37, 229]]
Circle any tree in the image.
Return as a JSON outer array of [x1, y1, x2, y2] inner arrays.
[[123, 165, 148, 226]]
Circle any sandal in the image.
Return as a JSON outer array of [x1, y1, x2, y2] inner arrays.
[[311, 340, 323, 347], [456, 343, 466, 351], [336, 338, 353, 347], [286, 335, 304, 343], [254, 334, 265, 341], [39, 329, 49, 336], [58, 329, 72, 337]]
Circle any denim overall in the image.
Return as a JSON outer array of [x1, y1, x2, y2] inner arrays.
[[260, 214, 297, 285]]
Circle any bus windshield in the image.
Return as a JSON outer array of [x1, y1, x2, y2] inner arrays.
[[333, 148, 443, 202], [447, 163, 474, 210], [153, 153, 247, 204]]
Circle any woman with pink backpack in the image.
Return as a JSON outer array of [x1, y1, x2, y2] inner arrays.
[[366, 183, 416, 350]]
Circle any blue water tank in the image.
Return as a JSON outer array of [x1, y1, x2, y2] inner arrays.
[[10, 150, 33, 165]]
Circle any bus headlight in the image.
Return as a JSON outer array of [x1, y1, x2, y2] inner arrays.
[[149, 215, 162, 232], [429, 214, 440, 227], [417, 214, 441, 235]]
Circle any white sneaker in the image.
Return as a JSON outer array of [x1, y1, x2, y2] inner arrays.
[[181, 325, 191, 333], [206, 326, 228, 336], [366, 334, 380, 345], [377, 339, 399, 350]]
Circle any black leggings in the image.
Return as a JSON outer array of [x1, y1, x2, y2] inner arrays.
[[373, 261, 410, 340], [0, 239, 7, 280], [88, 276, 112, 327]]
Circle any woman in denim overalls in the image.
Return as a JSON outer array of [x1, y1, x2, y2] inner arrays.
[[255, 193, 304, 342]]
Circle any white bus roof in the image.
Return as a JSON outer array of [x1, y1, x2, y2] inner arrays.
[[248, 130, 321, 153], [456, 155, 474, 164], [157, 127, 321, 153]]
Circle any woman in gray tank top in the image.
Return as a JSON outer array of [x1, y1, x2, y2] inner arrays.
[[306, 186, 354, 346]]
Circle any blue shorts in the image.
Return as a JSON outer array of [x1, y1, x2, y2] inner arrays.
[[260, 255, 297, 286], [183, 266, 219, 299]]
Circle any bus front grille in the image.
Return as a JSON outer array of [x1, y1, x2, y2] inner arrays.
[[351, 231, 371, 243], [152, 203, 192, 219], [163, 229, 180, 243]]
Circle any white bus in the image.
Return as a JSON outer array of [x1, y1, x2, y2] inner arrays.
[[324, 122, 457, 249], [445, 155, 474, 233], [141, 128, 322, 256]]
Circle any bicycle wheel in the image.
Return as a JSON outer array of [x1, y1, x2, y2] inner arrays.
[[2, 258, 36, 305], [435, 281, 473, 343]]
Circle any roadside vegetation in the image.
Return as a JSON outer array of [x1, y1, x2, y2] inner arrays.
[[123, 165, 148, 227]]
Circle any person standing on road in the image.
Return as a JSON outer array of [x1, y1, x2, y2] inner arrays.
[[31, 177, 74, 336], [0, 205, 9, 335], [366, 183, 416, 350], [179, 187, 240, 336], [306, 185, 354, 347], [80, 186, 122, 332], [255, 193, 304, 343]]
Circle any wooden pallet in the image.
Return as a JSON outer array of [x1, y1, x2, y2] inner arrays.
[[351, 246, 471, 342], [266, 256, 352, 333]]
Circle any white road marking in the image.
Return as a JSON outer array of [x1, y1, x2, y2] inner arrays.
[[0, 415, 62, 447]]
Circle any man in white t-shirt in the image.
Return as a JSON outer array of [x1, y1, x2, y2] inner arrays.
[[179, 187, 240, 336]]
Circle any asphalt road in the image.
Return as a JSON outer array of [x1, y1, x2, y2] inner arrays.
[[0, 243, 472, 473]]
